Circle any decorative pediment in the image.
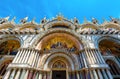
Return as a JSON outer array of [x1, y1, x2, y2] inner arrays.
[[81, 23, 99, 30], [102, 22, 120, 30], [0, 23, 15, 30], [18, 23, 38, 31]]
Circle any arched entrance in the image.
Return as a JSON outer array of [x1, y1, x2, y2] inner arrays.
[[35, 32, 83, 79], [43, 52, 76, 79], [99, 38, 120, 56], [106, 60, 120, 77], [52, 60, 66, 79], [98, 37, 120, 78]]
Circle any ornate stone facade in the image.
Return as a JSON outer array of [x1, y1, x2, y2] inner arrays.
[[0, 15, 120, 79]]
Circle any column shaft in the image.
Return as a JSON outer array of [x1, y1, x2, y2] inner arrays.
[[3, 69, 11, 79], [79, 53, 84, 68], [82, 53, 87, 68], [97, 50, 105, 63], [95, 50, 103, 64], [37, 54, 41, 68], [93, 50, 100, 64], [14, 69, 21, 79], [90, 70, 94, 79], [93, 70, 98, 79], [15, 49, 23, 63], [24, 49, 31, 64], [9, 69, 16, 79], [102, 69, 108, 79], [32, 51, 37, 67], [12, 49, 21, 63], [38, 72, 42, 79], [30, 50, 36, 66], [24, 70, 29, 79], [89, 49, 96, 64], [20, 69, 26, 79], [85, 49, 93, 64], [21, 50, 27, 63], [97, 69, 103, 79], [35, 72, 39, 79], [77, 72, 80, 79], [18, 49, 25, 63], [106, 69, 113, 79]]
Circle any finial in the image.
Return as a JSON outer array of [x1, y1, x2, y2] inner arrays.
[[84, 17, 88, 23], [4, 16, 10, 21], [57, 13, 63, 21], [92, 17, 98, 24], [58, 12, 62, 16], [73, 17, 79, 24], [102, 18, 107, 23], [11, 17, 16, 23], [109, 16, 118, 23], [20, 17, 28, 24], [41, 17, 47, 24], [0, 16, 9, 24], [31, 17, 36, 23]]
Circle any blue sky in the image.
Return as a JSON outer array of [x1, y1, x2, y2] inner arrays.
[[0, 0, 120, 23]]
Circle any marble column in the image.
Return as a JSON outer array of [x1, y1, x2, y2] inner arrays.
[[85, 49, 93, 64], [24, 70, 29, 79], [14, 69, 21, 79], [3, 69, 11, 79], [12, 49, 21, 63], [37, 54, 41, 68], [34, 52, 39, 67], [28, 71, 33, 79], [101, 69, 108, 79], [20, 69, 26, 79], [21, 49, 28, 63], [93, 70, 98, 79], [67, 71, 69, 79], [92, 50, 99, 64], [43, 72, 47, 79], [32, 51, 38, 67], [30, 50, 36, 66], [32, 71, 36, 79], [38, 72, 42, 79], [106, 69, 113, 79], [28, 50, 34, 65], [79, 71, 83, 79], [18, 49, 25, 63], [77, 54, 81, 69], [89, 49, 96, 64], [97, 69, 103, 79], [82, 53, 87, 68], [97, 50, 105, 63], [89, 70, 94, 79], [77, 72, 80, 79], [95, 50, 103, 64], [15, 49, 23, 63], [47, 72, 50, 79], [24, 49, 31, 64], [79, 53, 84, 68], [87, 49, 94, 64], [35, 72, 39, 79], [9, 69, 16, 79], [93, 49, 102, 64]]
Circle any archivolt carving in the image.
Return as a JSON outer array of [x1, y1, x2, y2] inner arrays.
[[41, 52, 78, 71], [81, 23, 99, 30]]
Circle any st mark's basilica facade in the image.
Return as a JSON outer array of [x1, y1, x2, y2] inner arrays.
[[0, 15, 120, 79]]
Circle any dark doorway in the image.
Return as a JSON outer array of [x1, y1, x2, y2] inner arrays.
[[52, 70, 66, 79]]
